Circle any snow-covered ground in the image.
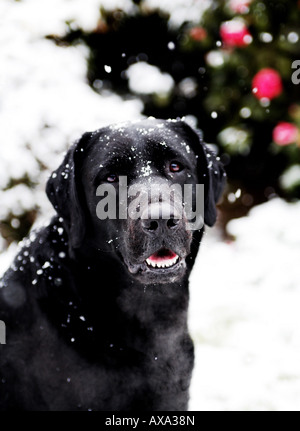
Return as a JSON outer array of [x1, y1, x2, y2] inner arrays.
[[1, 0, 300, 412], [189, 198, 300, 411]]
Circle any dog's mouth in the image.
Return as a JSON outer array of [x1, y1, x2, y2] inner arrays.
[[145, 248, 179, 270], [123, 243, 188, 283], [124, 246, 186, 284]]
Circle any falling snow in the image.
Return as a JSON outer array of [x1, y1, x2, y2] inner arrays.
[[0, 0, 299, 412], [140, 163, 153, 177]]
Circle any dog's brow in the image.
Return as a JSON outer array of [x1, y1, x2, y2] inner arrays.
[[92, 154, 133, 185], [148, 140, 195, 167]]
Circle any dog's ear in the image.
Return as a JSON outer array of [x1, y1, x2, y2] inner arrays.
[[174, 120, 226, 227], [46, 131, 94, 250], [200, 134, 226, 227]]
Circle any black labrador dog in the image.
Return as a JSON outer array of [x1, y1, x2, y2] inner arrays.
[[0, 118, 225, 411]]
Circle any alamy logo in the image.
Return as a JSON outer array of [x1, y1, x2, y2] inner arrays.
[[291, 60, 300, 85], [0, 320, 6, 344], [95, 177, 205, 231]]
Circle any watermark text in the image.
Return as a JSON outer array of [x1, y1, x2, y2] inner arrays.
[[96, 177, 204, 231], [0, 320, 6, 344]]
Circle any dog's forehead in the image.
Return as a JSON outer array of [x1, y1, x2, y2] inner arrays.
[[106, 119, 183, 146], [87, 119, 195, 163]]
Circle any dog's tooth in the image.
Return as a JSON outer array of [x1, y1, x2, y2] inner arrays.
[[146, 256, 179, 269]]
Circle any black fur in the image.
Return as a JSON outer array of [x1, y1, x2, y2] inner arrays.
[[0, 118, 225, 411]]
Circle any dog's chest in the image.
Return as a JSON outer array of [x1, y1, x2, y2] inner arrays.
[[21, 318, 193, 411]]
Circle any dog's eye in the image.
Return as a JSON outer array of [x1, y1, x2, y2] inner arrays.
[[169, 162, 183, 173], [106, 174, 119, 183]]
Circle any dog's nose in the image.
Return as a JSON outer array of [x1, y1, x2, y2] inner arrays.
[[141, 203, 181, 234], [141, 217, 180, 233]]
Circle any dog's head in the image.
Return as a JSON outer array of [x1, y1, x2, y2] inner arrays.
[[46, 118, 225, 284]]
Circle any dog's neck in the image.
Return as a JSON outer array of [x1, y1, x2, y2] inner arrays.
[[72, 247, 190, 318], [39, 218, 198, 356], [64, 247, 190, 350]]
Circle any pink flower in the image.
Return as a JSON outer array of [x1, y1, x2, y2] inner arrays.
[[273, 122, 299, 146], [252, 68, 283, 100], [220, 20, 252, 47], [189, 27, 207, 42], [229, 0, 252, 14]]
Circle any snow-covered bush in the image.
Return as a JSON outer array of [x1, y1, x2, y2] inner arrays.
[[0, 0, 143, 249]]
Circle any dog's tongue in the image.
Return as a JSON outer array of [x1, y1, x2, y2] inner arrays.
[[147, 249, 178, 263]]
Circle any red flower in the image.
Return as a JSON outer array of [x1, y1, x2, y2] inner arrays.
[[273, 122, 299, 146], [252, 68, 283, 100], [189, 27, 207, 42], [220, 20, 252, 47], [229, 0, 252, 14]]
